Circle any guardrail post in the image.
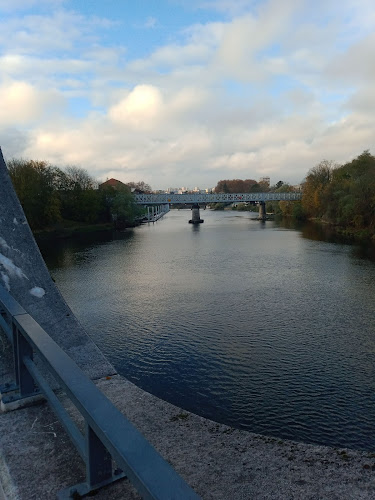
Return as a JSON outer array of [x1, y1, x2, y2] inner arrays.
[[86, 423, 113, 487], [14, 326, 35, 397], [12, 323, 20, 389]]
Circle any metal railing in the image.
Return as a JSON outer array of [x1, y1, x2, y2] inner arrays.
[[0, 285, 200, 499]]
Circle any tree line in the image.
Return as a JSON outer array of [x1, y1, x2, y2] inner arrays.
[[214, 150, 375, 236], [7, 159, 146, 231], [8, 150, 375, 237], [301, 150, 375, 236], [215, 178, 270, 193]]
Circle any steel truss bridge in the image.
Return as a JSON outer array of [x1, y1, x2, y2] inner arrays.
[[134, 192, 302, 205]]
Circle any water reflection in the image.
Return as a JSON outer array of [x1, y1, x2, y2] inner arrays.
[[38, 211, 375, 451], [37, 230, 134, 269], [276, 217, 375, 262]]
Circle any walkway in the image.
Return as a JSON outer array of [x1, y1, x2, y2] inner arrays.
[[1, 370, 375, 499]]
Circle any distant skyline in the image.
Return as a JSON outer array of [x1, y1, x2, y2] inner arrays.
[[1, 0, 374, 190]]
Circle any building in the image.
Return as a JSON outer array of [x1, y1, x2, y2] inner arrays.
[[99, 178, 127, 190], [259, 177, 270, 187]]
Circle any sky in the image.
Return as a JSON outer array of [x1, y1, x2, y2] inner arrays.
[[0, 0, 374, 190]]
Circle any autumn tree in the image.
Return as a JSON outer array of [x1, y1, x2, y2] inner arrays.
[[301, 151, 375, 233], [302, 160, 335, 218]]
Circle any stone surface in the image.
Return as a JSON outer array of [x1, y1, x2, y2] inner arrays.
[[0, 149, 115, 381], [1, 374, 375, 499]]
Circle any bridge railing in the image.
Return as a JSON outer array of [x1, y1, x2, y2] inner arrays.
[[0, 285, 200, 499], [134, 192, 302, 204]]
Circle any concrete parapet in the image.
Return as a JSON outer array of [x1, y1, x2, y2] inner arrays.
[[0, 149, 115, 381]]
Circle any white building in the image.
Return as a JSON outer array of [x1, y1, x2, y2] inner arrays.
[[259, 177, 270, 186]]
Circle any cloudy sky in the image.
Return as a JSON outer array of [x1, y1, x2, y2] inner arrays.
[[1, 0, 374, 189]]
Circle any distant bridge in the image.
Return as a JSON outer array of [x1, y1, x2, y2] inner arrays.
[[134, 192, 302, 205], [134, 192, 302, 222]]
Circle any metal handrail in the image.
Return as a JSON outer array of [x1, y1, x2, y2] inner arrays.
[[0, 285, 200, 499]]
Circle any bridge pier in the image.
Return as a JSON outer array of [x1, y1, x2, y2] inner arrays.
[[258, 201, 266, 220], [189, 204, 204, 224]]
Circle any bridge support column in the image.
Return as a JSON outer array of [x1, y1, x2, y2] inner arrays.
[[258, 201, 266, 220], [189, 204, 204, 224]]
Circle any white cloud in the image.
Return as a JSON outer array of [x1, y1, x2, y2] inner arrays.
[[0, 0, 375, 189], [0, 81, 65, 126], [0, 0, 63, 12], [109, 85, 164, 130]]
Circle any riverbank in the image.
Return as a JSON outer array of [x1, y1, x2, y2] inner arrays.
[[33, 217, 146, 240], [34, 221, 115, 239], [304, 217, 375, 243]]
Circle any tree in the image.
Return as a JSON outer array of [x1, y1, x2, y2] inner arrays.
[[301, 151, 375, 232], [7, 158, 62, 229], [126, 181, 152, 193], [58, 166, 100, 223], [302, 160, 335, 218], [215, 179, 257, 193]]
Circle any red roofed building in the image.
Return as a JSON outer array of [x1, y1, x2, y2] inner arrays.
[[99, 178, 127, 191]]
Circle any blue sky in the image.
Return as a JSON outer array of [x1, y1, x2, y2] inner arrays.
[[0, 0, 374, 189]]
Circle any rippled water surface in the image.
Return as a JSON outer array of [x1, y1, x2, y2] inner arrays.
[[38, 210, 375, 451]]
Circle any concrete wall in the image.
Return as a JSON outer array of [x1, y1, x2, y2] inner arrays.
[[0, 149, 115, 380]]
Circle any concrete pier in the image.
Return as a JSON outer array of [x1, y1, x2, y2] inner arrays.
[[189, 204, 204, 224], [258, 201, 266, 220]]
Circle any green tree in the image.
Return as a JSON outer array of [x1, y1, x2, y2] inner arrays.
[[101, 184, 143, 227], [58, 166, 100, 223], [7, 159, 62, 229], [214, 179, 257, 193]]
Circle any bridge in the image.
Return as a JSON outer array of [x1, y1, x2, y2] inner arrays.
[[134, 191, 301, 204], [134, 191, 302, 222]]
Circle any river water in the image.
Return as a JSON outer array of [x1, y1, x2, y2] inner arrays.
[[37, 210, 375, 451]]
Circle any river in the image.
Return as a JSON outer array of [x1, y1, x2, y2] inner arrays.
[[37, 210, 375, 451]]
